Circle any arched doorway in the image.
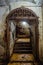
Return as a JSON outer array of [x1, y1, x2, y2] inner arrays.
[[5, 7, 39, 61]]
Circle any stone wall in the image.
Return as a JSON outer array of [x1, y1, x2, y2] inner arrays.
[[9, 22, 15, 56], [0, 6, 9, 59], [40, 6, 43, 61]]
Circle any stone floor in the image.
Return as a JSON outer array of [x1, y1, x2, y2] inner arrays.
[[8, 54, 39, 65]]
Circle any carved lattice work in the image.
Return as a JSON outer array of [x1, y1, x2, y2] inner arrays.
[[6, 7, 38, 20]]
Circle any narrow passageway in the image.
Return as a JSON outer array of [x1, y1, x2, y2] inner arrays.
[[5, 7, 40, 65]]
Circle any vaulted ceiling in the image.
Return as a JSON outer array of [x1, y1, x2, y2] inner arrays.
[[0, 0, 43, 6]]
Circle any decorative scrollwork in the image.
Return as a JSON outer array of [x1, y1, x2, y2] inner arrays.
[[6, 7, 38, 20]]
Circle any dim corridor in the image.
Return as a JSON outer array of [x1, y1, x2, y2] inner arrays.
[[4, 6, 40, 65]]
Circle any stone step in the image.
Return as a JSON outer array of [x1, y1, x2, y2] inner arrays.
[[8, 54, 36, 65], [8, 62, 39, 65], [14, 43, 32, 47], [14, 50, 32, 53], [14, 47, 32, 50]]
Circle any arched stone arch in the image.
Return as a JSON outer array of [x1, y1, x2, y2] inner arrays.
[[5, 7, 39, 61]]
